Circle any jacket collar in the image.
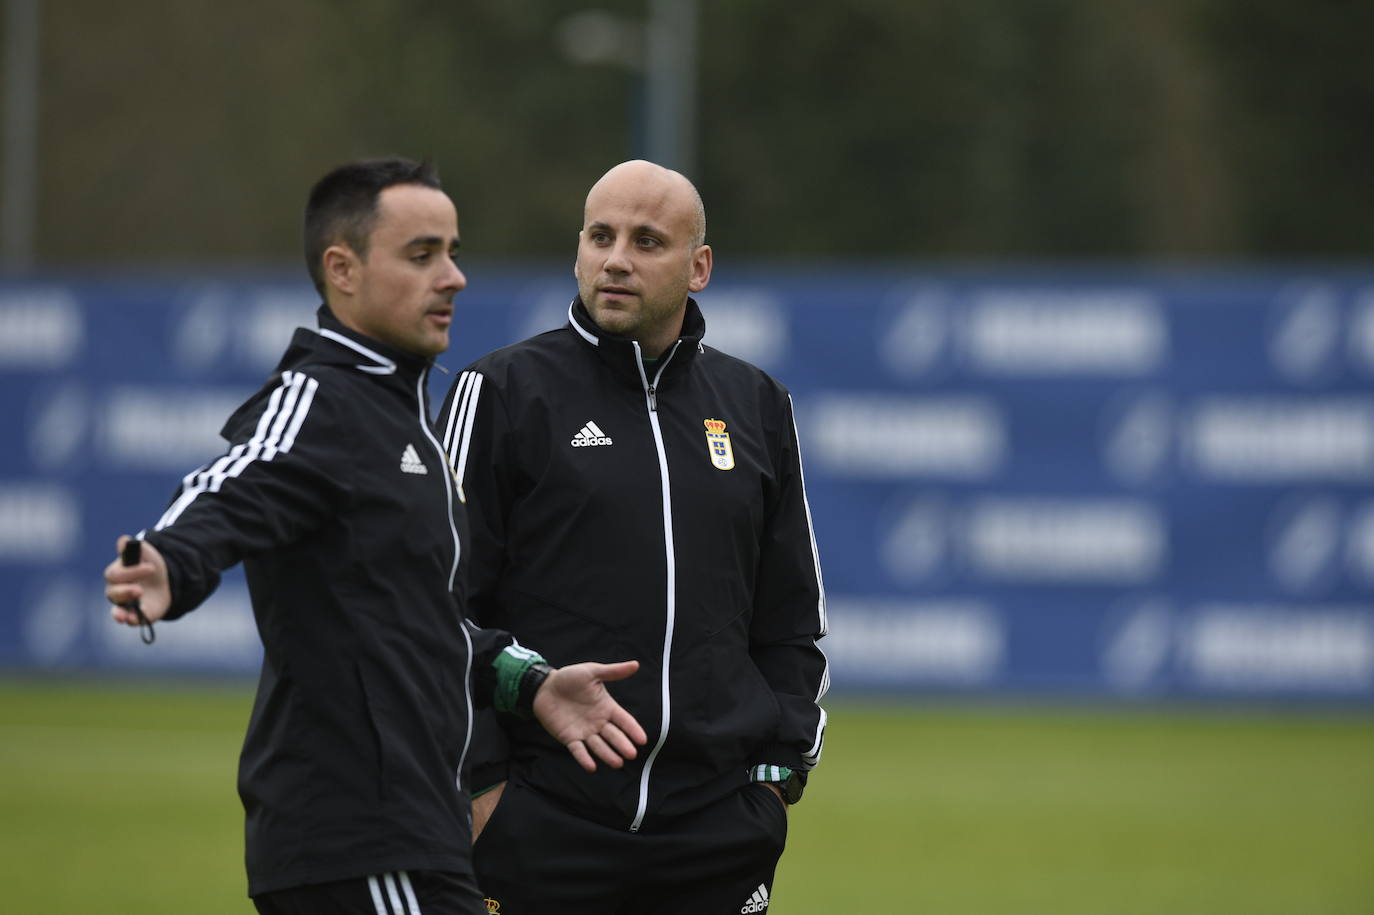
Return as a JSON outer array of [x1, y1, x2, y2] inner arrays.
[[309, 304, 433, 383], [567, 296, 706, 386]]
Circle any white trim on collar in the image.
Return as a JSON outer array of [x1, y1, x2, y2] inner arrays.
[[316, 328, 398, 375], [568, 301, 600, 346]]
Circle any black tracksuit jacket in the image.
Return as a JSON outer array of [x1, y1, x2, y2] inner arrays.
[[437, 297, 829, 832], [145, 306, 513, 895]]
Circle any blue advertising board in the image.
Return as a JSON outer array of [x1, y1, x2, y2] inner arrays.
[[2, 266, 1372, 701]]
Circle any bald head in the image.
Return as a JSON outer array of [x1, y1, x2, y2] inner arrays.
[[574, 159, 714, 357], [585, 160, 706, 250]]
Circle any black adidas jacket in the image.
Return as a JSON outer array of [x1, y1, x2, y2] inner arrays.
[[144, 306, 515, 895], [438, 297, 828, 831]]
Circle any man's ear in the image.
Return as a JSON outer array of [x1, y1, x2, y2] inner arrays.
[[688, 244, 713, 294], [322, 244, 359, 297]]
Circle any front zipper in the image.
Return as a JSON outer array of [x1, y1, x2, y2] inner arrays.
[[629, 340, 682, 832], [414, 367, 475, 793]]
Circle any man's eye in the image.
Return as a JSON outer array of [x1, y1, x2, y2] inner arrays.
[[638, 236, 661, 248], [412, 252, 431, 263]]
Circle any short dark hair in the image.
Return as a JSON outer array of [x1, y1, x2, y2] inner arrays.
[[303, 157, 442, 297]]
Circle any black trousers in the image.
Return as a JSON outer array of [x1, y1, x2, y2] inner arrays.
[[252, 870, 487, 915], [474, 778, 788, 915]]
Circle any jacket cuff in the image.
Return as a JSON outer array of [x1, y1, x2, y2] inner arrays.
[[490, 644, 549, 716], [749, 764, 794, 783], [143, 532, 220, 621]]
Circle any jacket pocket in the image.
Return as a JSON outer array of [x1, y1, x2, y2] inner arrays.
[[679, 616, 781, 766]]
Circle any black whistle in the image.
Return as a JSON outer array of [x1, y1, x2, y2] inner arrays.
[[121, 539, 156, 645]]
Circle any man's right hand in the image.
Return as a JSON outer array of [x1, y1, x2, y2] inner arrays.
[[104, 535, 172, 626], [471, 781, 507, 844]]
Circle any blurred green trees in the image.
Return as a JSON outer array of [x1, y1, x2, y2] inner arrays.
[[13, 0, 1373, 264]]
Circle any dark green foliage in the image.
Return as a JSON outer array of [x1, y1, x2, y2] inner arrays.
[[15, 0, 1374, 263]]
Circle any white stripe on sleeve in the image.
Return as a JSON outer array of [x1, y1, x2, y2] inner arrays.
[[213, 372, 303, 485], [367, 875, 389, 914], [452, 372, 484, 484], [383, 873, 405, 914], [788, 393, 827, 636], [278, 374, 318, 453], [801, 706, 827, 769], [787, 393, 830, 765], [441, 371, 475, 459], [398, 871, 422, 915], [154, 372, 318, 532]]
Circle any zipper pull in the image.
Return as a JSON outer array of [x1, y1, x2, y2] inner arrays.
[[647, 385, 658, 412]]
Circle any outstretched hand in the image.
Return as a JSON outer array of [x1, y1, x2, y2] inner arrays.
[[104, 535, 172, 627], [533, 660, 648, 772]]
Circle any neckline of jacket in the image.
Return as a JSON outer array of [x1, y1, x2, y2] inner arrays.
[[311, 304, 434, 387], [566, 296, 707, 389]]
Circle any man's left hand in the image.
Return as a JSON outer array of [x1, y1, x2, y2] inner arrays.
[[533, 660, 648, 772]]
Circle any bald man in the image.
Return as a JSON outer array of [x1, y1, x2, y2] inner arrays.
[[436, 161, 829, 914]]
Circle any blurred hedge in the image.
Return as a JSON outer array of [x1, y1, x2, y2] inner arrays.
[[17, 0, 1374, 264]]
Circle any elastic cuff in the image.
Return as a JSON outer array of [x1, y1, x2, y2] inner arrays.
[[749, 764, 794, 784], [491, 644, 549, 714], [514, 662, 553, 718]]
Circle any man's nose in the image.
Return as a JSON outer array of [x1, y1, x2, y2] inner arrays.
[[603, 240, 633, 274], [439, 259, 467, 292]]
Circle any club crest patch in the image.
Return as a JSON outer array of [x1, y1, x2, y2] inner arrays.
[[704, 418, 735, 470]]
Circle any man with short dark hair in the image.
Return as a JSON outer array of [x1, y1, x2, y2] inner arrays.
[[438, 160, 828, 913], [104, 157, 646, 915]]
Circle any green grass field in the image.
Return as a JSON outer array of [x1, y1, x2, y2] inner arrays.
[[2, 680, 1371, 913]]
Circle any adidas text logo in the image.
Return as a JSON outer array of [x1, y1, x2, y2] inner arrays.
[[740, 884, 770, 913], [571, 421, 613, 447], [400, 443, 428, 474]]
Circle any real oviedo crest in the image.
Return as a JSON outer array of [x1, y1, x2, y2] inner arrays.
[[703, 418, 735, 470]]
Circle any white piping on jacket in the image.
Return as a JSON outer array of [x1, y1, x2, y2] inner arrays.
[[414, 368, 475, 792], [629, 339, 683, 832], [317, 328, 398, 374]]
